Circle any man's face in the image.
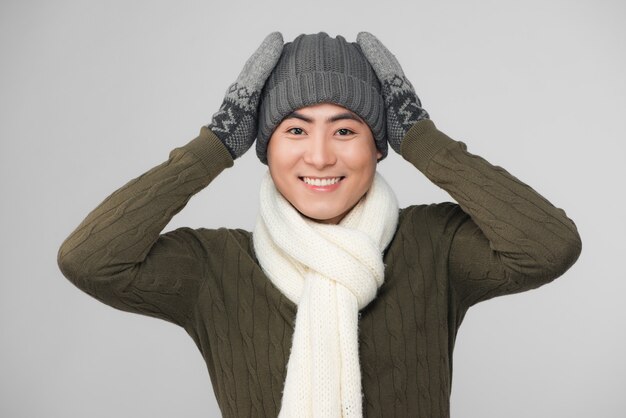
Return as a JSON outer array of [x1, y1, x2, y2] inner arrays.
[[267, 102, 382, 225]]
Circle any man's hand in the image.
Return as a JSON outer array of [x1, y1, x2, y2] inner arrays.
[[207, 32, 284, 160], [356, 32, 430, 154]]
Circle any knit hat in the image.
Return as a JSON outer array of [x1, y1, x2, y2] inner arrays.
[[256, 32, 387, 165]]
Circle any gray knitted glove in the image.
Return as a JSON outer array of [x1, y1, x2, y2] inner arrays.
[[356, 32, 430, 154], [207, 32, 284, 159]]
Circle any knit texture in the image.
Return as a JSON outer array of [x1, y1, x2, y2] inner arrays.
[[252, 170, 399, 417], [207, 32, 283, 159], [256, 32, 387, 165], [57, 119, 582, 418], [355, 31, 430, 154]]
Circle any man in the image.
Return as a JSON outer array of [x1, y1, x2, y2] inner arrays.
[[58, 31, 582, 417]]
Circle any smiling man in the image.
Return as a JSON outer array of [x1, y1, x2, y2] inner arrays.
[[267, 102, 382, 225], [57, 31, 582, 418]]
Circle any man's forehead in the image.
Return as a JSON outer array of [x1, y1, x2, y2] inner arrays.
[[283, 109, 365, 124]]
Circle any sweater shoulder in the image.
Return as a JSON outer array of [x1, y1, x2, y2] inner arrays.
[[398, 201, 469, 237], [193, 225, 255, 261], [392, 201, 471, 267]]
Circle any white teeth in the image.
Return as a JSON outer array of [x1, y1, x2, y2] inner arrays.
[[302, 177, 343, 186]]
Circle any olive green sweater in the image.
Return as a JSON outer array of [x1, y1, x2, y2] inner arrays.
[[57, 118, 582, 418]]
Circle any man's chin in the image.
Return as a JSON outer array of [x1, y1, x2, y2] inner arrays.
[[299, 208, 353, 225]]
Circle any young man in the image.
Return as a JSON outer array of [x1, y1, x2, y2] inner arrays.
[[58, 31, 582, 417], [266, 102, 381, 225]]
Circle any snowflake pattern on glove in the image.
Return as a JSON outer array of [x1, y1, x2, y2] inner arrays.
[[356, 32, 430, 154], [208, 83, 261, 159], [383, 75, 430, 153], [207, 32, 283, 160]]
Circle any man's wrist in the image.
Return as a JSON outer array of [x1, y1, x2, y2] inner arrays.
[[400, 119, 456, 172]]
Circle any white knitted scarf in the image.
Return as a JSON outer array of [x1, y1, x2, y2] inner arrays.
[[252, 169, 399, 417]]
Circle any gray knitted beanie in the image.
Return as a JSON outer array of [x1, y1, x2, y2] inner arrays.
[[256, 32, 387, 165]]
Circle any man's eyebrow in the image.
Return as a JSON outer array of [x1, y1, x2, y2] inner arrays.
[[283, 111, 365, 124]]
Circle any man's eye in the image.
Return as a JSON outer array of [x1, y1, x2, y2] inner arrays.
[[287, 127, 304, 135], [337, 128, 355, 136]]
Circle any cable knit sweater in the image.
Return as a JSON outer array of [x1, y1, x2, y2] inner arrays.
[[57, 118, 582, 418]]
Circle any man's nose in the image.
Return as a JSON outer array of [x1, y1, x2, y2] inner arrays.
[[303, 135, 337, 168]]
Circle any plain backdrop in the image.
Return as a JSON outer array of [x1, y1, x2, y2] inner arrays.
[[1, 0, 624, 417]]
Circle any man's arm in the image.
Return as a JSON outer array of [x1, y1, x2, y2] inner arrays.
[[57, 32, 283, 328], [57, 127, 234, 327], [401, 119, 582, 309]]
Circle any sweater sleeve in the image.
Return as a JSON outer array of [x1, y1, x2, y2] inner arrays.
[[400, 119, 582, 309], [56, 126, 234, 327]]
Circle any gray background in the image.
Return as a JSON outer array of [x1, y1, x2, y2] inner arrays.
[[2, 0, 624, 416]]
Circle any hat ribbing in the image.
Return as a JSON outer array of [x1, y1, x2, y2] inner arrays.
[[256, 32, 387, 165]]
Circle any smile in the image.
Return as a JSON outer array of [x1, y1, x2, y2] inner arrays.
[[299, 176, 345, 191], [300, 176, 344, 186]]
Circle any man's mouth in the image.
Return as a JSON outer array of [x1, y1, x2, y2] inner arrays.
[[299, 176, 345, 186]]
